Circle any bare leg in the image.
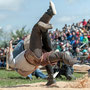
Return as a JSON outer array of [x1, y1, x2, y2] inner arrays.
[[8, 40, 15, 68]]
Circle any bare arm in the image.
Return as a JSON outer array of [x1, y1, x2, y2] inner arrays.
[[9, 40, 13, 57]]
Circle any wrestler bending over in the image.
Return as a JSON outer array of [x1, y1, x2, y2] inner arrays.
[[8, 1, 78, 86]]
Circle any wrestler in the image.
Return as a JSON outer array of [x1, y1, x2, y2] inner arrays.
[[8, 1, 78, 86]]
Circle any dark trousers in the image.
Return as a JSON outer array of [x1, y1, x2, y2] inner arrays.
[[29, 10, 76, 80], [29, 12, 52, 58], [29, 12, 54, 78]]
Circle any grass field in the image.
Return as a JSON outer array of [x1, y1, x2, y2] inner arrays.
[[0, 69, 85, 87]]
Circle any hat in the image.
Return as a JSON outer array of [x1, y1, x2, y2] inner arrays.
[[83, 49, 87, 53]]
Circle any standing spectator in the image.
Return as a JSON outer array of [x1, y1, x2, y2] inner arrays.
[[0, 60, 2, 67], [87, 48, 90, 63], [86, 19, 90, 31], [74, 48, 83, 60], [73, 39, 81, 51], [79, 19, 87, 28], [87, 31, 90, 41], [81, 49, 89, 63], [67, 32, 72, 41], [65, 42, 71, 51]]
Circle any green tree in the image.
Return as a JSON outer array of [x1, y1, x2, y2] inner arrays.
[[0, 26, 30, 48], [10, 26, 30, 40], [0, 28, 4, 47], [0, 30, 10, 48], [0, 28, 3, 39]]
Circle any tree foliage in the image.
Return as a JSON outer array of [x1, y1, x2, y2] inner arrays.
[[0, 26, 30, 48], [10, 26, 30, 40], [0, 29, 10, 48], [0, 28, 3, 39]]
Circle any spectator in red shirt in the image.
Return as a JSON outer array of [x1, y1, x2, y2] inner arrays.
[[79, 19, 87, 27]]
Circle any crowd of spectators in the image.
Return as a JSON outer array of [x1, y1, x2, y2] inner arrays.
[[0, 37, 22, 68], [0, 19, 89, 82], [0, 48, 6, 67], [49, 19, 90, 64], [0, 19, 90, 68], [49, 19, 90, 80]]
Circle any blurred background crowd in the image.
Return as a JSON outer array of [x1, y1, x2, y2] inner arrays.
[[0, 19, 90, 80], [49, 19, 90, 63], [0, 19, 90, 67]]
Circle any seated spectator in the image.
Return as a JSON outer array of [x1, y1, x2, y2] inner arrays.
[[0, 60, 6, 67], [79, 33, 84, 42], [61, 45, 66, 52], [65, 42, 71, 51], [60, 36, 65, 42], [76, 30, 80, 37], [70, 36, 76, 45], [83, 34, 89, 44], [81, 49, 89, 64], [51, 38, 61, 51], [74, 48, 83, 60]]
